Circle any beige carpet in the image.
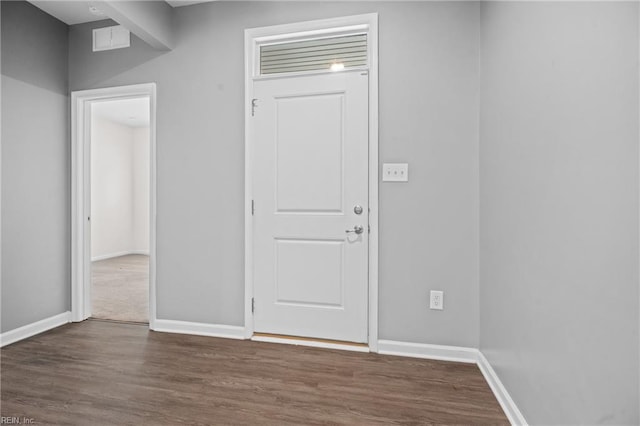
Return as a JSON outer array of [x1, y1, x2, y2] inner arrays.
[[91, 254, 149, 323]]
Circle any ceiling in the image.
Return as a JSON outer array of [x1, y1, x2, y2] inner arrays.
[[166, 0, 211, 7], [29, 0, 214, 25], [92, 97, 150, 129], [30, 1, 105, 25]]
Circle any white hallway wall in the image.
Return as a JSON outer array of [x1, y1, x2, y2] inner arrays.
[[91, 115, 149, 260], [133, 127, 150, 253]]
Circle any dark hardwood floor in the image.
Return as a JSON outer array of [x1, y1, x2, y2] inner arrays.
[[1, 320, 508, 425]]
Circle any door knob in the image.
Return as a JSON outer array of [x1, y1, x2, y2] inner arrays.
[[346, 225, 364, 235]]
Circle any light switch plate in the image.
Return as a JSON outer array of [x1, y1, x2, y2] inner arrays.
[[382, 163, 408, 182]]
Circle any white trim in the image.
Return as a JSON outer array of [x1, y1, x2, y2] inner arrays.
[[252, 335, 370, 353], [377, 340, 526, 425], [477, 352, 528, 426], [367, 14, 379, 353], [244, 21, 254, 339], [91, 251, 130, 262], [0, 312, 71, 348], [377, 340, 479, 364], [71, 83, 157, 329], [251, 66, 368, 83], [91, 250, 150, 262], [153, 319, 245, 340], [244, 23, 254, 338], [248, 18, 374, 78], [244, 13, 379, 350]]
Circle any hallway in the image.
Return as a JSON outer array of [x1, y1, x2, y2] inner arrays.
[[91, 254, 149, 323]]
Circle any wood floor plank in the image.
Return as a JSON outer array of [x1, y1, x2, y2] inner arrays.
[[1, 320, 508, 425]]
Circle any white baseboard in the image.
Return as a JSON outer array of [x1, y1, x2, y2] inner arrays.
[[0, 311, 71, 348], [477, 352, 528, 426], [92, 250, 149, 261], [378, 339, 479, 364], [252, 335, 370, 353], [378, 339, 526, 426], [153, 319, 245, 340]]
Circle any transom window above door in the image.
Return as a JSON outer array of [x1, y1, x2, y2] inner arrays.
[[259, 33, 368, 75]]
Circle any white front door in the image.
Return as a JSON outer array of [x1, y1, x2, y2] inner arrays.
[[252, 71, 369, 343]]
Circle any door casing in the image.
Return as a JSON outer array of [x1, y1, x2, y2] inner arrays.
[[244, 14, 379, 351], [71, 83, 157, 329]]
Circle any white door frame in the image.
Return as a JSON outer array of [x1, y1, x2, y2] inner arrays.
[[244, 14, 379, 351], [71, 83, 157, 329]]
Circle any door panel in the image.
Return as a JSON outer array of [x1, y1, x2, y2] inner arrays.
[[275, 238, 344, 308], [275, 93, 344, 213], [253, 71, 368, 343]]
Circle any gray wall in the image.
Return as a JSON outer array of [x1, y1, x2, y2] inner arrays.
[[1, 1, 70, 332], [68, 1, 481, 347], [479, 2, 639, 424], [8, 1, 639, 422], [1, 0, 3, 331]]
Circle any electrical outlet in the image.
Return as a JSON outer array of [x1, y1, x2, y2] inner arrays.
[[430, 290, 444, 310]]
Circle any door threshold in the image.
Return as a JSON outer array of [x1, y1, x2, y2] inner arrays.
[[252, 332, 370, 353], [89, 317, 149, 326]]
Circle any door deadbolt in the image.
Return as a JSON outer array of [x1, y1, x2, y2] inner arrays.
[[354, 205, 363, 215]]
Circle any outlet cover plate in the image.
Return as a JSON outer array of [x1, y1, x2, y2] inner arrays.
[[382, 163, 408, 182], [430, 290, 444, 310]]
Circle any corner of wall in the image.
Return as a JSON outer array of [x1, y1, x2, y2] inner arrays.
[[477, 352, 528, 425]]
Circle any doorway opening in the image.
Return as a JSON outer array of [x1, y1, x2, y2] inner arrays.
[[71, 83, 157, 329], [90, 98, 150, 323], [244, 14, 379, 350]]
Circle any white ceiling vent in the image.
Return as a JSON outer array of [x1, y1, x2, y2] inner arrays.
[[93, 25, 131, 52]]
